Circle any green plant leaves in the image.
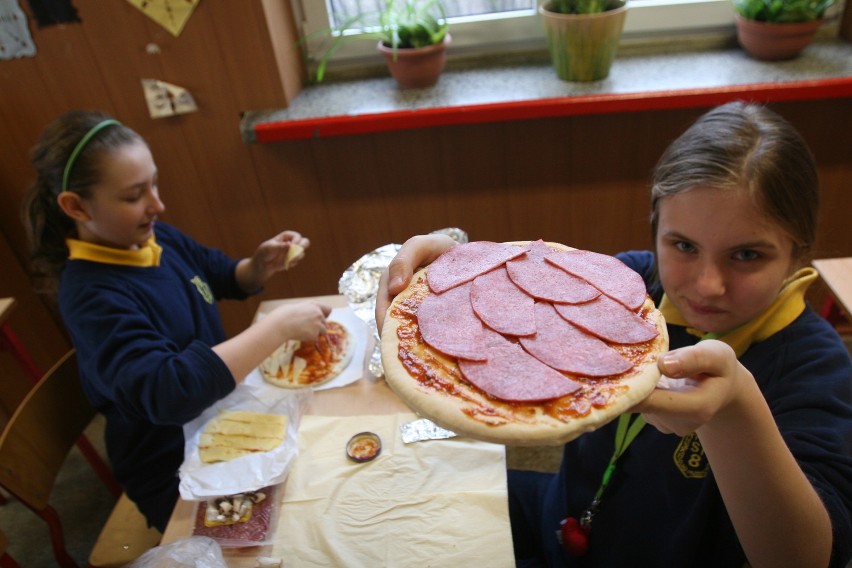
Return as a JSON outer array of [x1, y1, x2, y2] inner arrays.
[[731, 0, 836, 22], [305, 0, 449, 82], [549, 0, 625, 14]]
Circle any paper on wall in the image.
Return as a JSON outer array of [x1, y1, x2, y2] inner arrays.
[[142, 79, 198, 119], [125, 0, 200, 37], [0, 0, 36, 60]]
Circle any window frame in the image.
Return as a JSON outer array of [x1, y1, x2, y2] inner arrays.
[[290, 0, 836, 73]]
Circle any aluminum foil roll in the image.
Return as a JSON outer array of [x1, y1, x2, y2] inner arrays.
[[337, 228, 469, 378]]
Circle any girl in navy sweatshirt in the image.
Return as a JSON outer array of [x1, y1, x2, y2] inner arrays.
[[377, 102, 852, 567], [22, 111, 331, 531]]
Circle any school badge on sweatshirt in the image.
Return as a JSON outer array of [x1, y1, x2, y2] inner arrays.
[[190, 276, 214, 304], [673, 433, 709, 479]]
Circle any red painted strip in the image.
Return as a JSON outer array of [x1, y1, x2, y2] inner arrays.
[[253, 77, 852, 143]]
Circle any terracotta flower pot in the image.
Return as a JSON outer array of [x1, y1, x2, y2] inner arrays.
[[539, 2, 627, 82], [734, 16, 823, 61], [377, 34, 451, 89]]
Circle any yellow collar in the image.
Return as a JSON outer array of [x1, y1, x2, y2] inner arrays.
[[658, 267, 817, 357], [66, 235, 163, 267]]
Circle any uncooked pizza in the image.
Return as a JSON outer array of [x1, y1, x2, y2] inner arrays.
[[260, 320, 354, 389], [380, 240, 668, 446]]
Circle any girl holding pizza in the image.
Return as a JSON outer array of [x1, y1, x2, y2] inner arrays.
[[376, 102, 852, 567], [21, 110, 332, 532]]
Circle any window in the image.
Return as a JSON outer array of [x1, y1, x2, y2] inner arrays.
[[290, 0, 828, 73], [325, 1, 538, 25]]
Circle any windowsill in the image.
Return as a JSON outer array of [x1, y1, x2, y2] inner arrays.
[[240, 35, 852, 144]]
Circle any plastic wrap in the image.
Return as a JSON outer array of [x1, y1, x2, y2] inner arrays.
[[126, 536, 226, 568], [179, 385, 310, 500]]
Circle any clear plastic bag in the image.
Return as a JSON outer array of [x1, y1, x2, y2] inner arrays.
[[179, 386, 310, 500], [126, 536, 226, 568]]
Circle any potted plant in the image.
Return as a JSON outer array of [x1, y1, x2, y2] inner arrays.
[[732, 0, 837, 60], [539, 0, 628, 82], [308, 0, 450, 89]]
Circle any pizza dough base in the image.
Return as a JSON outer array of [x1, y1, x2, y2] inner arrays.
[[261, 321, 354, 389], [380, 242, 669, 446]]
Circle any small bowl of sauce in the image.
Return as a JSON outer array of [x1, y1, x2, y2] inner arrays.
[[346, 432, 382, 463]]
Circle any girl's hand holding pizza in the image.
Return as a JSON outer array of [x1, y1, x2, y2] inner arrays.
[[634, 340, 753, 437], [376, 234, 456, 329]]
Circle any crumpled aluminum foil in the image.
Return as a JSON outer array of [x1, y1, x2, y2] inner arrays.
[[400, 418, 457, 444], [337, 243, 400, 378], [337, 228, 469, 378]]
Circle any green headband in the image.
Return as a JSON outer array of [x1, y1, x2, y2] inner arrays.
[[61, 119, 121, 193]]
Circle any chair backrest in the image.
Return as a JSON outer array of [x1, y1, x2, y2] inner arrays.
[[0, 350, 95, 511]]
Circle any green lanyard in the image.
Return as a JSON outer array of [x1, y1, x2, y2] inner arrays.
[[586, 329, 721, 516], [579, 412, 646, 527], [561, 412, 647, 555], [563, 331, 725, 556]]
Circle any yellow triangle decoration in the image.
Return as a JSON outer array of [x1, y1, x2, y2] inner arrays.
[[125, 0, 201, 37]]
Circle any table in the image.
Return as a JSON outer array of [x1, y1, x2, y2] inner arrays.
[[812, 258, 852, 327], [161, 295, 514, 566]]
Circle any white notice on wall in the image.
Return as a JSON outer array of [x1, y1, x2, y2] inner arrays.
[[0, 0, 36, 60], [141, 79, 199, 119]]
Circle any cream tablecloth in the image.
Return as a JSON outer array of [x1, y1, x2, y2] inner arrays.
[[267, 412, 514, 567]]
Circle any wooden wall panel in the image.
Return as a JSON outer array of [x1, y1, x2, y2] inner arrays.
[[245, 100, 852, 310], [772, 100, 852, 261]]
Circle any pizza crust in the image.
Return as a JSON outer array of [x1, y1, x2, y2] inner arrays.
[[380, 241, 668, 446], [261, 321, 354, 389]]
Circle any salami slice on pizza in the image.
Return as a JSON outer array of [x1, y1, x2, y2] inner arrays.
[[380, 240, 668, 446], [260, 320, 355, 389]]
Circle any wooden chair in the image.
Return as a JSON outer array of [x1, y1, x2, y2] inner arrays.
[[0, 350, 161, 568], [0, 297, 123, 501]]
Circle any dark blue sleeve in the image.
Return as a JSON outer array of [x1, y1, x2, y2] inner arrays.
[[744, 315, 852, 567], [156, 223, 250, 301], [62, 283, 236, 426]]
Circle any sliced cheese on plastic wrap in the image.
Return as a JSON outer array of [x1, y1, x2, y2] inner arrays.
[[198, 410, 287, 463]]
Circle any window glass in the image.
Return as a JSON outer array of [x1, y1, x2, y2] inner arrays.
[[328, 0, 536, 26], [294, 0, 843, 71]]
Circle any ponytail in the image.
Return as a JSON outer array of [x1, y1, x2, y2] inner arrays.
[[21, 177, 76, 297]]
